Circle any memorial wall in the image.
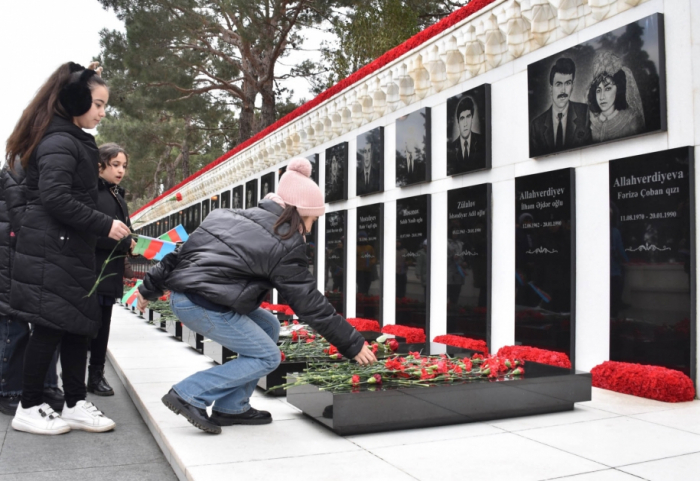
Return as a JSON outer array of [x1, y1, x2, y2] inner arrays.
[[132, 0, 699, 383]]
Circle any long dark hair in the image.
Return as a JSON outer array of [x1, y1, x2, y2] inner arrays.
[[588, 69, 628, 114], [273, 205, 308, 240], [5, 62, 106, 169]]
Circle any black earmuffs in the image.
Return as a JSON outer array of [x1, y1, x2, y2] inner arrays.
[[59, 62, 97, 117]]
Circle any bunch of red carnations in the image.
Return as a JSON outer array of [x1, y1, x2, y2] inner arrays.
[[277, 352, 525, 392], [433, 334, 489, 354], [347, 318, 381, 332], [496, 345, 571, 369], [591, 361, 695, 403], [381, 325, 426, 343]]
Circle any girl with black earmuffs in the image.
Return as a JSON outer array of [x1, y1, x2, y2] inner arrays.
[[5, 62, 132, 435]]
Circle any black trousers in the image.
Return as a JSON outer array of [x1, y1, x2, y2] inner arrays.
[[89, 304, 113, 367], [21, 325, 89, 409]]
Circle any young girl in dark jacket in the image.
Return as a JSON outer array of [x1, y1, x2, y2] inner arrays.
[[5, 62, 131, 435], [137, 158, 376, 434], [89, 143, 135, 396]]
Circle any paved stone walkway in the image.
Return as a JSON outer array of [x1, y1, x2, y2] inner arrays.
[[0, 360, 177, 480]]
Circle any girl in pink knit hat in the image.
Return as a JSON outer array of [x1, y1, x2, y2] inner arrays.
[[136, 157, 376, 434]]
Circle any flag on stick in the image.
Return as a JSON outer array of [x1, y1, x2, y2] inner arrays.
[[159, 224, 188, 243], [122, 280, 143, 308], [132, 235, 177, 261]]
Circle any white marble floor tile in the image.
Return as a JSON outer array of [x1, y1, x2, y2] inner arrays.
[[517, 416, 700, 467], [580, 388, 695, 416], [371, 432, 605, 481], [485, 406, 619, 432], [619, 452, 700, 481], [117, 366, 208, 385], [631, 400, 700, 435], [186, 450, 418, 481], [115, 354, 213, 370], [552, 469, 646, 480], [162, 419, 360, 468], [345, 421, 502, 450]]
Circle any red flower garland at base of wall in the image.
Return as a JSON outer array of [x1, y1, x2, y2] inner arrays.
[[260, 302, 295, 316], [347, 318, 381, 332], [591, 361, 695, 403], [381, 325, 426, 344], [433, 335, 488, 355], [496, 346, 572, 369]]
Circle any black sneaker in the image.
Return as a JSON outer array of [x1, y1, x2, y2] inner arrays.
[[43, 387, 65, 412], [211, 407, 272, 426], [161, 389, 221, 434], [0, 395, 20, 416]]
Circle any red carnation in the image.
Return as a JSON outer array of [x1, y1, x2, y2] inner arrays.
[[292, 331, 298, 341], [280, 351, 286, 362], [351, 374, 360, 385], [387, 338, 399, 352]]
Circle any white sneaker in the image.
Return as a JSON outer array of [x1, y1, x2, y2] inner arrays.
[[61, 400, 116, 432], [12, 402, 71, 435]]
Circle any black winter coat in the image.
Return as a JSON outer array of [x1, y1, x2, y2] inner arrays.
[[0, 160, 26, 317], [10, 116, 113, 336], [139, 200, 365, 359], [94, 178, 132, 299]]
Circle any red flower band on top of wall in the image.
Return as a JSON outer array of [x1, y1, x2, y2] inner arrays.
[[496, 345, 572, 369], [433, 335, 488, 355], [381, 325, 426, 344], [131, 0, 496, 218], [591, 361, 695, 403], [347, 318, 381, 332]]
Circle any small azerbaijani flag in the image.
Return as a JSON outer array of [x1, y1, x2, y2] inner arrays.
[[132, 235, 177, 261], [158, 224, 189, 243], [122, 280, 143, 308]]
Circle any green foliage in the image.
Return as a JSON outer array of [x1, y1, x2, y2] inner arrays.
[[311, 0, 468, 94]]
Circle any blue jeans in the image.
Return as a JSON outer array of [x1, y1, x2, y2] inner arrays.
[[169, 292, 281, 414], [0, 317, 58, 397]]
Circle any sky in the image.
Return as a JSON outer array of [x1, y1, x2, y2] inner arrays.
[[0, 0, 322, 161]]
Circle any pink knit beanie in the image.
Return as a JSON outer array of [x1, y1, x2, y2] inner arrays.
[[277, 158, 325, 217]]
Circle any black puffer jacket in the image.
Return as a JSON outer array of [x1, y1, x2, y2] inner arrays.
[[0, 161, 28, 318], [139, 200, 365, 359], [95, 178, 132, 299], [10, 115, 113, 336]]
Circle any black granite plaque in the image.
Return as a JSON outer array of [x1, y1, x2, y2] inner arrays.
[[220, 190, 231, 208], [277, 211, 319, 307], [396, 195, 430, 334], [192, 203, 201, 230], [278, 165, 287, 180], [325, 211, 347, 316], [515, 169, 576, 363], [201, 199, 210, 219], [307, 153, 320, 184], [325, 143, 348, 203], [528, 13, 666, 158], [356, 204, 383, 323], [447, 184, 491, 346], [210, 194, 219, 210], [356, 127, 384, 196], [260, 172, 276, 199], [232, 186, 243, 209], [447, 84, 491, 176], [609, 147, 695, 377], [245, 179, 258, 209], [396, 108, 431, 187]]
